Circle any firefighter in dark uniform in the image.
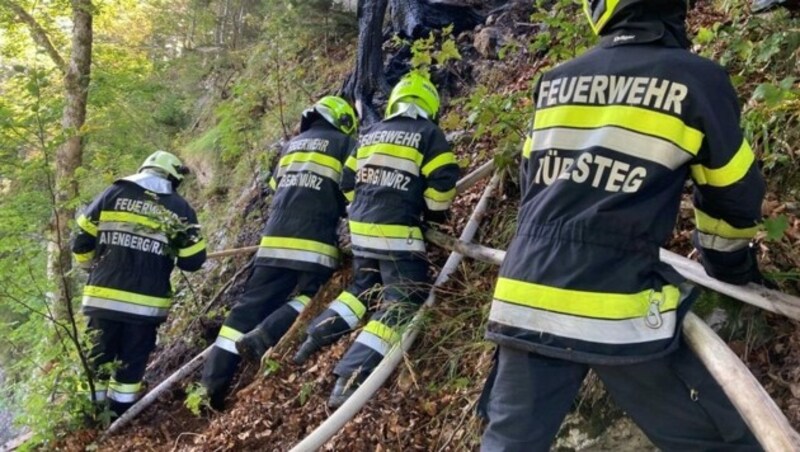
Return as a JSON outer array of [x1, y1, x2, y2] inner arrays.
[[479, 1, 767, 450], [73, 150, 207, 416], [292, 73, 460, 408], [200, 96, 358, 410]]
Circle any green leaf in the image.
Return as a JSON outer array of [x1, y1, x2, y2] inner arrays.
[[764, 215, 789, 241]]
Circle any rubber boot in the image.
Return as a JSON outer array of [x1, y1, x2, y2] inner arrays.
[[293, 336, 322, 365], [236, 328, 274, 364], [327, 374, 364, 408]]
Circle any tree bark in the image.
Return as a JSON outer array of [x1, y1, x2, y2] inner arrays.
[[1, 0, 67, 74], [50, 0, 93, 319], [342, 0, 483, 124]]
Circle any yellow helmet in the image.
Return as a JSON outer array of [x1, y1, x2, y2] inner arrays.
[[582, 0, 688, 35], [385, 72, 441, 120], [139, 150, 189, 182], [301, 96, 358, 136]]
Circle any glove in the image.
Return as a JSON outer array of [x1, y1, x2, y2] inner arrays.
[[696, 238, 776, 288]]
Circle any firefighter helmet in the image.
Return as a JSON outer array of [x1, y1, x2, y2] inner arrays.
[[582, 0, 689, 35], [386, 72, 441, 120], [139, 150, 189, 182], [301, 96, 358, 136]]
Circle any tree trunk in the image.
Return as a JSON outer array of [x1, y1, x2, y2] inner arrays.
[[50, 0, 93, 319], [342, 0, 483, 124]]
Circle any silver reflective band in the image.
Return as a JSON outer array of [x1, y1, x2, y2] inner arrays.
[[92, 390, 107, 402], [98, 222, 168, 243], [214, 336, 239, 355], [82, 296, 169, 318], [351, 234, 426, 253], [354, 331, 392, 356], [108, 389, 139, 403], [424, 198, 452, 212], [256, 247, 338, 269], [328, 300, 361, 329], [283, 161, 341, 182], [532, 126, 693, 169], [288, 300, 306, 313], [358, 154, 420, 176], [489, 300, 678, 345], [696, 231, 750, 252]]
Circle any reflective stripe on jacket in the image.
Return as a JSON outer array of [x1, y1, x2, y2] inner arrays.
[[487, 28, 765, 364]]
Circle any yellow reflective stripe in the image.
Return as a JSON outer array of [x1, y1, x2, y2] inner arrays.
[[280, 151, 342, 173], [493, 277, 680, 320], [294, 295, 311, 306], [338, 291, 367, 318], [363, 320, 401, 344], [359, 143, 424, 166], [691, 140, 755, 187], [218, 325, 245, 341], [424, 187, 456, 202], [109, 380, 142, 393], [178, 238, 206, 257], [522, 135, 534, 159], [534, 105, 704, 156], [259, 236, 339, 258], [77, 214, 98, 237], [349, 220, 424, 240], [344, 190, 355, 202], [694, 209, 759, 240], [421, 152, 457, 177], [269, 177, 277, 191], [345, 155, 357, 172], [73, 250, 95, 263], [99, 211, 161, 230], [83, 285, 171, 308]]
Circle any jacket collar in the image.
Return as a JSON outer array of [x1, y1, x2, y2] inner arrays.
[[600, 7, 690, 49]]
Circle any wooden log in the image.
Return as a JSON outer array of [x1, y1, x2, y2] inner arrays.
[[421, 236, 800, 452], [207, 245, 259, 260], [289, 172, 503, 452]]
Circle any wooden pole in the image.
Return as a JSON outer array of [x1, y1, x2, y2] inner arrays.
[[421, 236, 800, 452]]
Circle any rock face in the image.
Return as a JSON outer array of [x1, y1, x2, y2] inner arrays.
[[474, 26, 505, 59]]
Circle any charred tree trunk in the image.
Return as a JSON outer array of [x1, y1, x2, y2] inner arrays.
[[50, 0, 93, 319], [342, 0, 483, 124]]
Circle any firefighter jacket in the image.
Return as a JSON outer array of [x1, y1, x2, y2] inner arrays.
[[343, 110, 460, 259], [259, 120, 357, 272], [486, 20, 766, 365], [72, 173, 207, 324]]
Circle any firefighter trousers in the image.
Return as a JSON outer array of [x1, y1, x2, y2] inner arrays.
[[479, 342, 760, 452], [87, 316, 158, 416], [304, 256, 429, 382], [201, 265, 330, 397]]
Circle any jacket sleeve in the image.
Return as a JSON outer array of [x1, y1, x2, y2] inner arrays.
[[421, 127, 459, 224], [691, 67, 766, 285], [340, 137, 358, 205], [72, 188, 108, 267], [175, 205, 207, 272]]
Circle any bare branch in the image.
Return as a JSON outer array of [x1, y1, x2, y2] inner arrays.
[[1, 0, 67, 73]]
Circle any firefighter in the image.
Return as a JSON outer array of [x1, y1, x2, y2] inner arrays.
[[200, 96, 358, 410], [72, 150, 207, 417], [478, 1, 767, 450], [292, 72, 460, 408]]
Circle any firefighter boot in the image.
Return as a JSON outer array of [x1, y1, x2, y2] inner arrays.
[[236, 328, 274, 364], [327, 373, 365, 408], [293, 336, 322, 365]]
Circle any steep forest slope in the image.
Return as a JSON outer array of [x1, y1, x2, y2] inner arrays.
[[1, 0, 799, 450]]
